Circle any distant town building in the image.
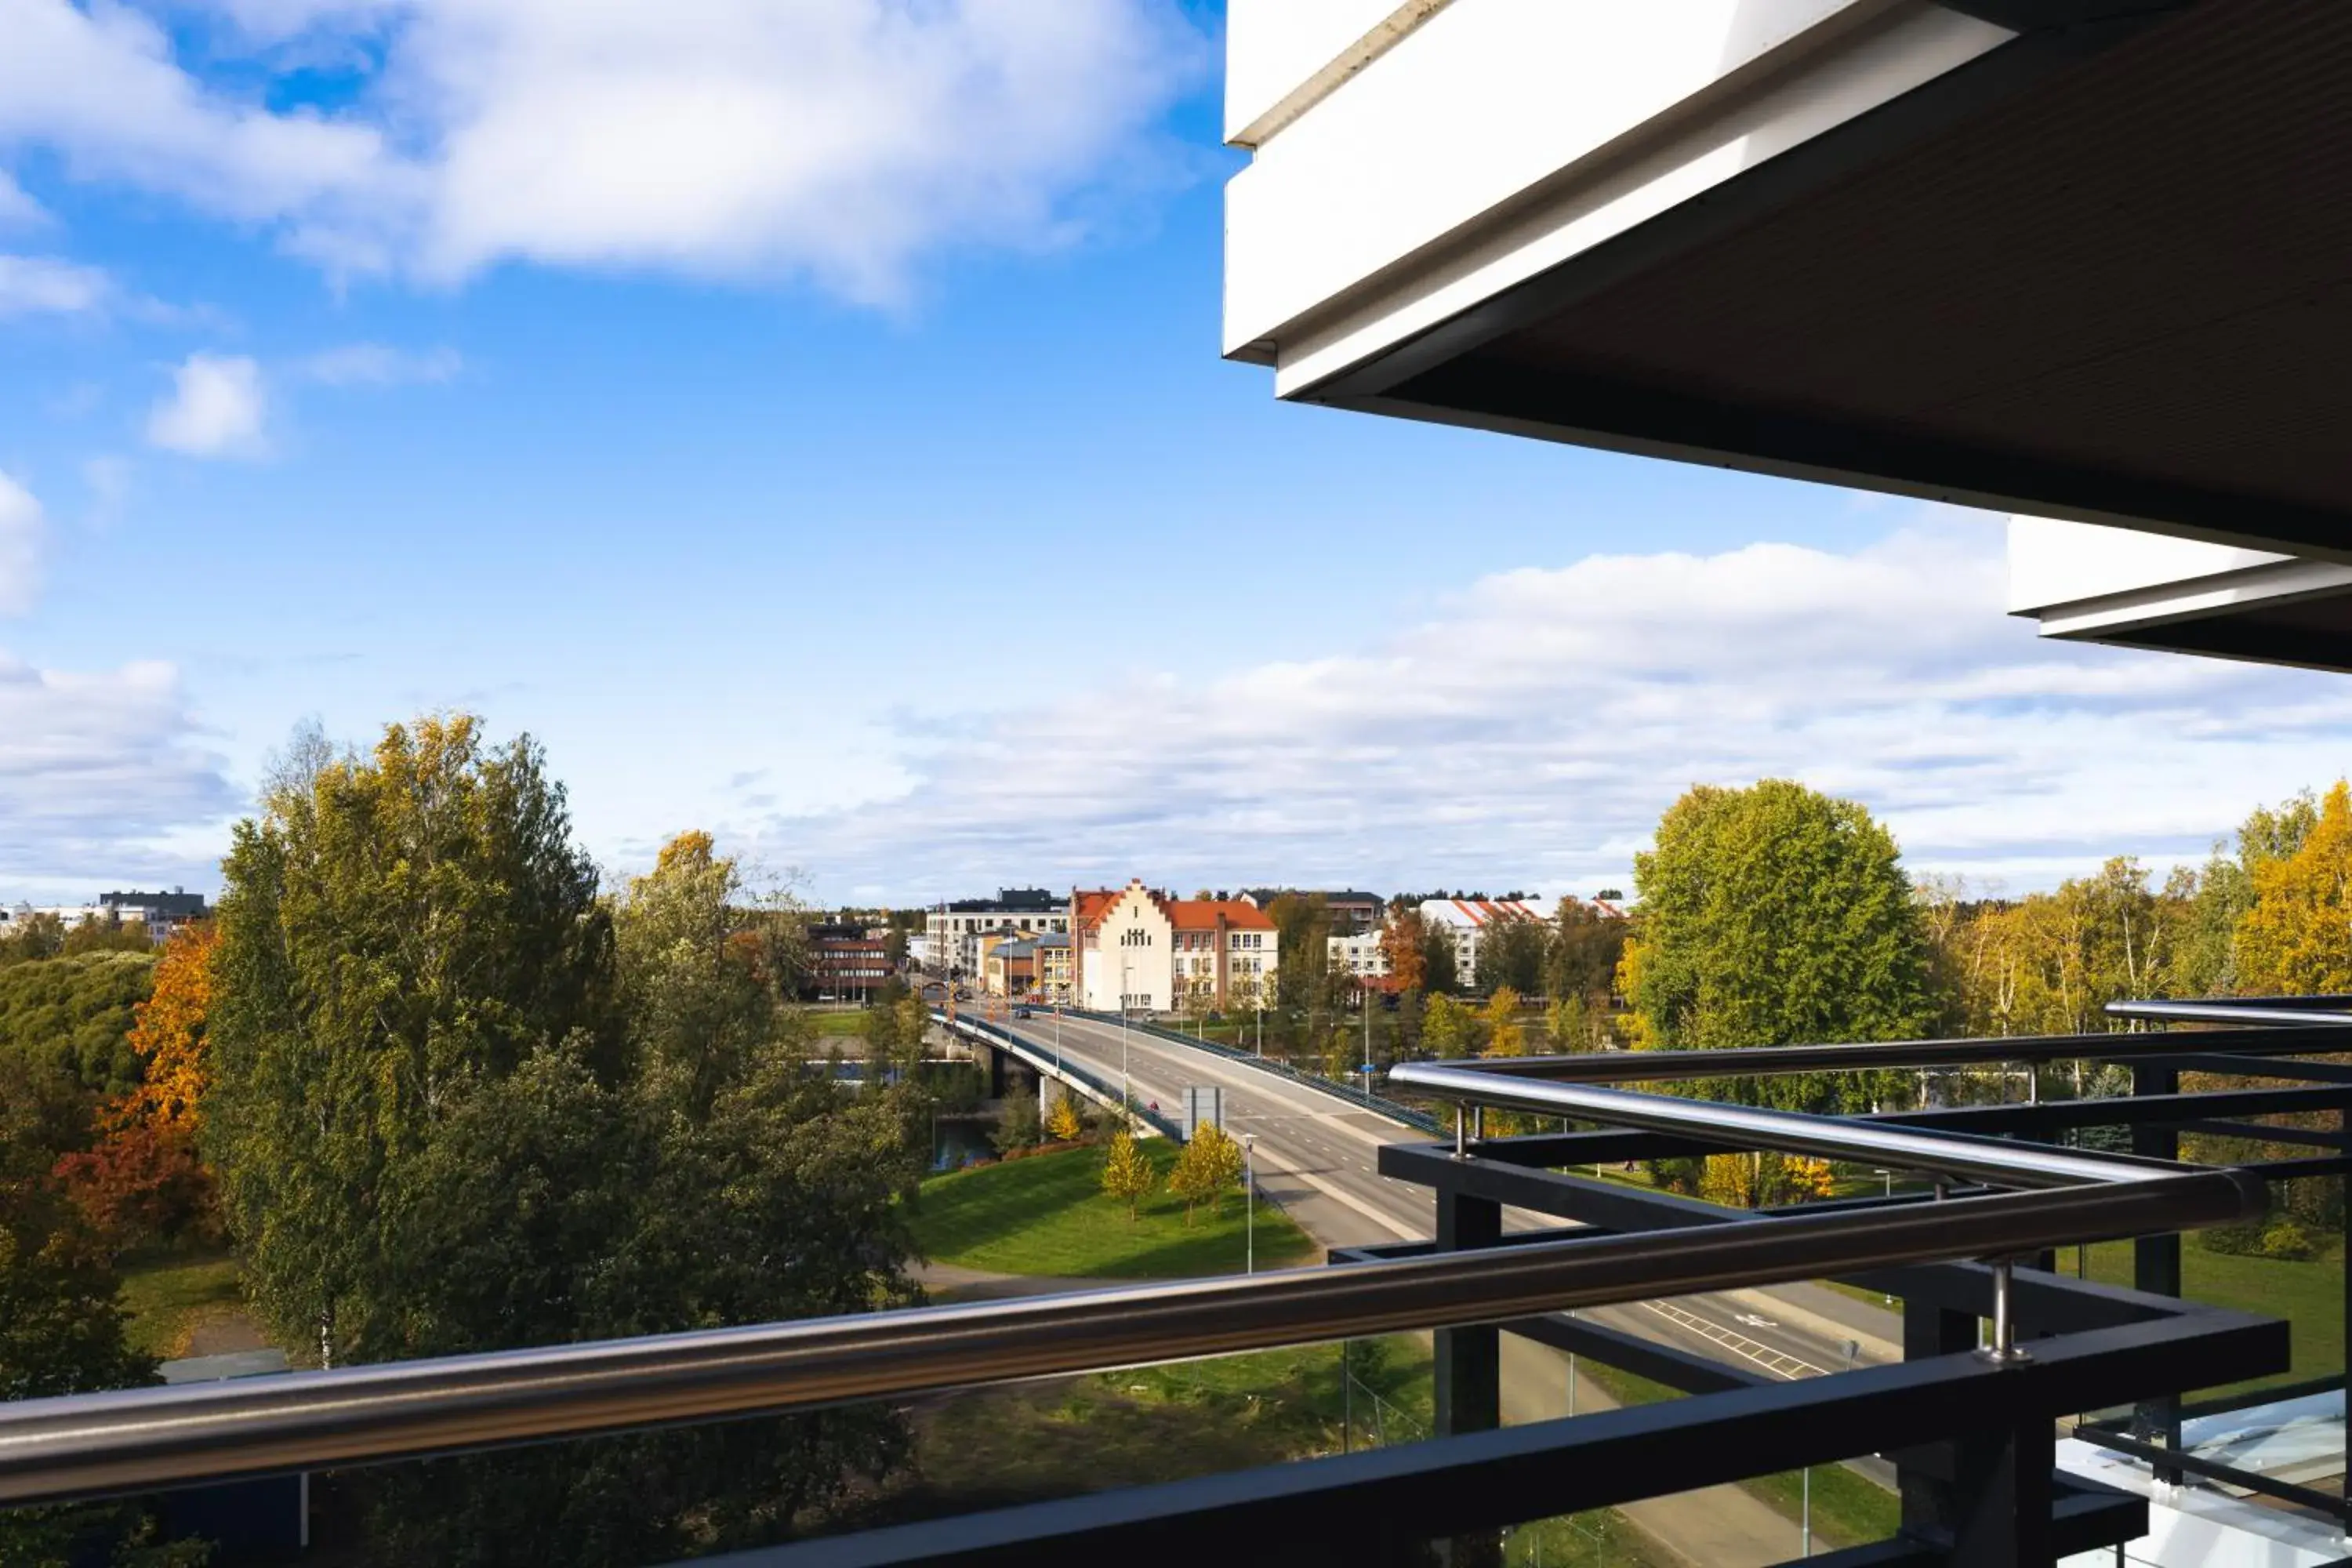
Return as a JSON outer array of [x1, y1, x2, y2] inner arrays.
[[1074, 880, 1277, 1013], [983, 935, 1038, 999], [1417, 898, 1547, 989], [1240, 888, 1385, 934], [925, 889, 1070, 978], [1036, 931, 1073, 1004], [807, 923, 891, 1001], [1327, 928, 1392, 985], [1, 888, 212, 943]]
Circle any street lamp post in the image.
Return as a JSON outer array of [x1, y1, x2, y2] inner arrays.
[[1243, 1133, 1256, 1276], [1120, 953, 1133, 1112]]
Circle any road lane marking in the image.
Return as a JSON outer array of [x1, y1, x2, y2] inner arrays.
[[1640, 1300, 1827, 1379]]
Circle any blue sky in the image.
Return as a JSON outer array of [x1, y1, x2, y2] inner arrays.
[[5, 0, 2351, 908]]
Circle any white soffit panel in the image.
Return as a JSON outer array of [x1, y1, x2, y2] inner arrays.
[[2009, 517, 2352, 641], [1224, 0, 2014, 383]]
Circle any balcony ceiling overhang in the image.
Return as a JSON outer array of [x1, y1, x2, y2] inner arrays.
[[1279, 0, 2352, 559]]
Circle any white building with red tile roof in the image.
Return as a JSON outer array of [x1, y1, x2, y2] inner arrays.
[[1417, 898, 1547, 990], [1073, 880, 1278, 1014]]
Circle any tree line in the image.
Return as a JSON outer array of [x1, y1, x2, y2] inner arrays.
[[2, 717, 941, 1566]]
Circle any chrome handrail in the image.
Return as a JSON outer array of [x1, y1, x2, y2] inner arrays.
[[0, 1163, 2258, 1507], [1427, 1024, 2352, 1084], [1386, 1062, 2195, 1189], [2105, 1000, 2352, 1029]]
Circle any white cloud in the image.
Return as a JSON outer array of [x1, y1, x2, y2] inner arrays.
[[0, 169, 46, 227], [744, 514, 2352, 902], [0, 650, 240, 891], [0, 470, 42, 615], [298, 341, 461, 385], [146, 352, 268, 458], [0, 252, 110, 316], [0, 0, 1208, 302]]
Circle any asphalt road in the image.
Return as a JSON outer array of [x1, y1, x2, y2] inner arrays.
[[991, 1008, 1904, 1389]]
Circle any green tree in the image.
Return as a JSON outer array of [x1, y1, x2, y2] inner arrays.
[[1543, 898, 1627, 1008], [1621, 780, 1929, 1111], [1101, 1130, 1152, 1221], [1423, 993, 1476, 1059], [0, 952, 158, 1095], [1419, 925, 1460, 995], [2238, 781, 2352, 994], [1479, 917, 1546, 996], [206, 720, 920, 1564]]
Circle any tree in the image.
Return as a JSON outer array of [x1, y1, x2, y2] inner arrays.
[[1480, 987, 1526, 1057], [1380, 912, 1428, 993], [1101, 1131, 1152, 1221], [1479, 917, 1546, 997], [1544, 898, 1627, 1008], [1423, 993, 1476, 1059], [207, 720, 920, 1564], [1419, 926, 1460, 996], [2238, 781, 2352, 995], [1168, 1123, 1243, 1224], [1620, 780, 1930, 1112], [992, 1094, 1042, 1153], [208, 717, 618, 1369], [57, 926, 220, 1247], [0, 1058, 204, 1568], [0, 952, 157, 1095], [1044, 1094, 1085, 1143]]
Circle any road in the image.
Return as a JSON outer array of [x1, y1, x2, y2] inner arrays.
[[993, 1009, 1902, 1388]]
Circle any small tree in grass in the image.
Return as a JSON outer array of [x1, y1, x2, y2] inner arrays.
[[1044, 1094, 1085, 1144], [1101, 1131, 1152, 1222], [1167, 1123, 1244, 1225]]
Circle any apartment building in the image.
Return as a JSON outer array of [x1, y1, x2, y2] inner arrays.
[[1073, 880, 1277, 1014], [924, 888, 1070, 978], [1240, 887, 1384, 934], [1417, 898, 1544, 990]]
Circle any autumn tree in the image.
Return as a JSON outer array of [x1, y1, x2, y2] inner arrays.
[[1169, 1123, 1244, 1221], [2238, 781, 2352, 994], [1044, 1094, 1086, 1144], [1380, 911, 1429, 992], [1621, 780, 1929, 1112], [1480, 987, 1526, 1057], [56, 925, 220, 1246], [1102, 1130, 1152, 1221]]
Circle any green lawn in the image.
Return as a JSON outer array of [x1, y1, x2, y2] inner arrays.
[[2061, 1235, 2343, 1392], [911, 1142, 1316, 1278], [118, 1250, 249, 1360], [808, 1009, 870, 1038]]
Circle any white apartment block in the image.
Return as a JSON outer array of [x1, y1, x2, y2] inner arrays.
[[924, 890, 1071, 979], [1417, 898, 1544, 989], [1327, 929, 1389, 982]]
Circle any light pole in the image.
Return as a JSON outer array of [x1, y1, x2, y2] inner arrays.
[[1243, 1132, 1256, 1275], [1120, 953, 1133, 1112]]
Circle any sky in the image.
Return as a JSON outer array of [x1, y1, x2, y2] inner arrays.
[[4, 0, 2352, 909]]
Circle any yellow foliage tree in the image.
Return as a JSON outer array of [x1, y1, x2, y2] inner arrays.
[[1101, 1131, 1152, 1223], [117, 923, 220, 1139], [2238, 781, 2352, 995], [1044, 1094, 1085, 1144], [1480, 986, 1525, 1057]]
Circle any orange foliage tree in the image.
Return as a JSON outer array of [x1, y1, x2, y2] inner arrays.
[[56, 924, 220, 1244]]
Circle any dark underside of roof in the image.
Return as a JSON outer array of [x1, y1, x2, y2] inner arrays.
[[1305, 0, 2352, 557], [2090, 587, 2352, 673]]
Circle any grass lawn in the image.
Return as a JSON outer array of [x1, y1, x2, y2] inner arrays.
[[911, 1142, 1317, 1278], [808, 1009, 870, 1038], [1575, 1359, 1896, 1550], [118, 1250, 249, 1359], [2061, 1235, 2343, 1393]]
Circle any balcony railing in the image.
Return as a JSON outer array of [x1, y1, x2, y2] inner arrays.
[[7, 1000, 2347, 1565]]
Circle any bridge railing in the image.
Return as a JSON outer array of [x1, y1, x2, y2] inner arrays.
[[1065, 1007, 1446, 1134], [935, 1011, 1183, 1138]]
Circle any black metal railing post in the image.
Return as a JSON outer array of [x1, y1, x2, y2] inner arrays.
[[1947, 1415, 2056, 1566], [2132, 1060, 2183, 1484], [1898, 1290, 1984, 1537], [1433, 1185, 1503, 1568]]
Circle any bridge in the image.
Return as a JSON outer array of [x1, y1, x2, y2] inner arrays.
[[929, 1009, 1177, 1138]]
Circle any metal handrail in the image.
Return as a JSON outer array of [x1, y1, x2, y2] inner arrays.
[[0, 1163, 2258, 1508], [2106, 1000, 2352, 1029], [1434, 1025, 2352, 1084], [1386, 1062, 2201, 1189]]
